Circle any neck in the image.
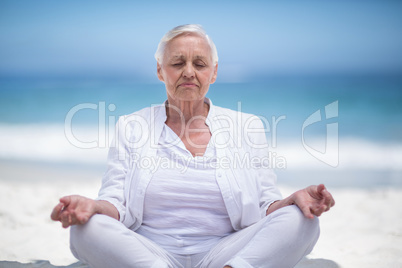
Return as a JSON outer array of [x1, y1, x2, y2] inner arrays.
[[166, 98, 209, 125]]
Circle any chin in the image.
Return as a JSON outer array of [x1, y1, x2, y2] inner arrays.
[[175, 93, 204, 102]]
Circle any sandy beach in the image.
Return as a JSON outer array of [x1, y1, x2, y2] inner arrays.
[[0, 160, 401, 268], [1, 0, 402, 267]]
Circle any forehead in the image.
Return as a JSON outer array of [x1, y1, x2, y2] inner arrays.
[[164, 33, 212, 60]]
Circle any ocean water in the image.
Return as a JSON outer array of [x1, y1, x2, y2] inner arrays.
[[0, 76, 401, 187]]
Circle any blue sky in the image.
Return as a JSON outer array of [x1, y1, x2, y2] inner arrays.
[[1, 0, 401, 82]]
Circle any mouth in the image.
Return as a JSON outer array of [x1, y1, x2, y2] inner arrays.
[[179, 82, 198, 88]]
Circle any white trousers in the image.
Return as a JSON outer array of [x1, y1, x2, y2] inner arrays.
[[70, 205, 319, 268]]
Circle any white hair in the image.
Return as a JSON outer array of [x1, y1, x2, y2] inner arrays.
[[154, 24, 218, 65]]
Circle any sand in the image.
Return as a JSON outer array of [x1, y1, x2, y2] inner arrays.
[[0, 160, 401, 268]]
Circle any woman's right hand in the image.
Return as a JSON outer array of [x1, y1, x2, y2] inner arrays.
[[51, 195, 98, 228]]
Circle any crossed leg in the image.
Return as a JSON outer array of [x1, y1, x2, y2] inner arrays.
[[198, 205, 320, 268], [70, 205, 319, 268]]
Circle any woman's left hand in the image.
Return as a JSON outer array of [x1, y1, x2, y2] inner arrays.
[[290, 184, 335, 219]]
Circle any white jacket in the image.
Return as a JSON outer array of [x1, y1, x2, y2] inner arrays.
[[97, 99, 282, 231]]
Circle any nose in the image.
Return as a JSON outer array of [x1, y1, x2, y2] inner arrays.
[[182, 63, 195, 78]]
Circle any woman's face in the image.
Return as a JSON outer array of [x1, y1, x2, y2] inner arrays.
[[157, 34, 218, 103]]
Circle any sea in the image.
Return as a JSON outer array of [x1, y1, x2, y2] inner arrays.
[[0, 76, 401, 188]]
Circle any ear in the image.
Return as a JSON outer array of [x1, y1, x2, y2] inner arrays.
[[210, 63, 218, 84], [157, 62, 164, 82]]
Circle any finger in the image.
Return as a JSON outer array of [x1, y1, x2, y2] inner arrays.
[[329, 192, 335, 207], [60, 211, 71, 228], [317, 184, 326, 195], [71, 210, 83, 225], [321, 190, 331, 207], [50, 203, 64, 221], [307, 184, 324, 200], [322, 188, 335, 208], [75, 209, 91, 224], [60, 196, 72, 207], [311, 208, 323, 217], [76, 214, 86, 224], [299, 205, 315, 219], [79, 215, 90, 224], [314, 204, 327, 216]]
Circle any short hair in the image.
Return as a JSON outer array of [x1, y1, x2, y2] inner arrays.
[[154, 24, 218, 65]]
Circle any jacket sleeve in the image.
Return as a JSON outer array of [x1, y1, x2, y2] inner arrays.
[[246, 115, 283, 218], [96, 116, 130, 222]]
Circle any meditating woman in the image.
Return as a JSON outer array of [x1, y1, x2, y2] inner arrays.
[[51, 24, 334, 268]]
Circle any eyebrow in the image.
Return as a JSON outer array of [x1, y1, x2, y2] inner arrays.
[[170, 55, 208, 60]]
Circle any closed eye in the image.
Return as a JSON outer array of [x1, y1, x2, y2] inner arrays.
[[194, 61, 206, 68], [194, 57, 207, 67]]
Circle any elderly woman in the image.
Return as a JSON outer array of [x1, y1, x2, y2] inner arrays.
[[51, 24, 334, 268]]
